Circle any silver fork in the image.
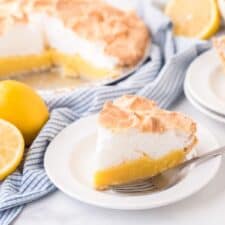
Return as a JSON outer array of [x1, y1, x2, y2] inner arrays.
[[109, 146, 225, 194]]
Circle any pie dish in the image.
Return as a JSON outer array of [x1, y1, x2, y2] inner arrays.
[[0, 0, 150, 81], [93, 95, 197, 190]]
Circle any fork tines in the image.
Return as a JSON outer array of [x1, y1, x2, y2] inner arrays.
[[109, 177, 156, 193]]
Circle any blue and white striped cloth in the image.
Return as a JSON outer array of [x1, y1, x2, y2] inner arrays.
[[0, 3, 210, 225]]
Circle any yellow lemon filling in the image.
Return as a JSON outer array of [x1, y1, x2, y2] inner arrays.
[[94, 150, 186, 190], [0, 51, 52, 77], [51, 50, 119, 80], [0, 50, 119, 80]]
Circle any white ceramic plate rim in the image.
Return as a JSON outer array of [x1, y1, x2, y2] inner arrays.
[[184, 81, 225, 124], [185, 49, 225, 115], [44, 115, 221, 210]]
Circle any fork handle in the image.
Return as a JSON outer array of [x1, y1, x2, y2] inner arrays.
[[180, 146, 225, 168]]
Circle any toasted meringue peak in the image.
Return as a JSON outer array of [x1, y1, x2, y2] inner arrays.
[[99, 95, 196, 134], [213, 36, 225, 67], [114, 95, 157, 112], [213, 36, 225, 50], [21, 0, 58, 15], [0, 0, 28, 33]]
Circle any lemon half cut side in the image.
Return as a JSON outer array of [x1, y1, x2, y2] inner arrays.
[[0, 119, 25, 180], [165, 0, 221, 39]]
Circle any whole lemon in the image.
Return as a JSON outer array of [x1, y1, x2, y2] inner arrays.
[[0, 80, 49, 145]]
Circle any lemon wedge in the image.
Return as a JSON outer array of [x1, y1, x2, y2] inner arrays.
[[0, 119, 25, 180], [165, 0, 221, 39]]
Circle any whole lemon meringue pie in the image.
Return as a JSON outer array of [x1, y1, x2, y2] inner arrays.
[[93, 95, 197, 190], [0, 0, 150, 80]]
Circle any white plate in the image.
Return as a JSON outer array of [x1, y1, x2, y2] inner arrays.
[[184, 81, 225, 124], [185, 49, 225, 115], [44, 115, 221, 210]]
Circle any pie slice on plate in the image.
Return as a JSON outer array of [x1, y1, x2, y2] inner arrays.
[[93, 95, 197, 190]]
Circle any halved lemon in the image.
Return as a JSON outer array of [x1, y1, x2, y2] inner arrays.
[[165, 0, 221, 39], [0, 119, 25, 180]]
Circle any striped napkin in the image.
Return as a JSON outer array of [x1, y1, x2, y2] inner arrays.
[[0, 2, 210, 225]]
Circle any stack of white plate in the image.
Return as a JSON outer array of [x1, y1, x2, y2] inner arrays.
[[184, 48, 225, 124]]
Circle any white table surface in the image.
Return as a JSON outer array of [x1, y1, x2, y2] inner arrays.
[[14, 95, 225, 225]]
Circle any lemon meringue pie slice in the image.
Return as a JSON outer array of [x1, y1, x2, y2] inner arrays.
[[93, 95, 197, 190]]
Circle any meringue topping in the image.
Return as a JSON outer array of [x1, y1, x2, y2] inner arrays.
[[99, 95, 196, 134], [56, 0, 150, 66], [213, 36, 225, 66], [0, 1, 28, 34]]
